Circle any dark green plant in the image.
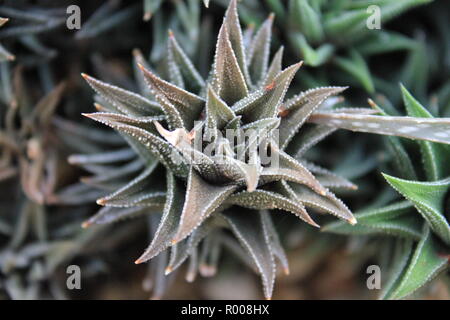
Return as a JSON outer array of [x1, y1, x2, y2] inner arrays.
[[324, 86, 450, 299]]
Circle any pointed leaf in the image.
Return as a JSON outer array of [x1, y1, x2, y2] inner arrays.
[[139, 65, 204, 129], [279, 86, 347, 149], [389, 226, 448, 300], [383, 174, 450, 245], [82, 73, 161, 116], [224, 211, 276, 299], [136, 173, 185, 263], [172, 168, 238, 244], [212, 23, 248, 105], [308, 112, 450, 145], [226, 190, 319, 227]]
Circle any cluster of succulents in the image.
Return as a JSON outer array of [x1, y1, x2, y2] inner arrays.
[[1, 0, 450, 300]]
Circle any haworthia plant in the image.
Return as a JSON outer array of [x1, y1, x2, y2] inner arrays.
[[325, 88, 450, 299], [75, 0, 450, 299]]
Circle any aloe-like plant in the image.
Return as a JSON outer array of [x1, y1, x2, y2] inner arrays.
[[324, 86, 450, 299], [74, 0, 450, 299]]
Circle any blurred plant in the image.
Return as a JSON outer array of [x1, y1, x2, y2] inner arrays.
[[0, 17, 14, 62]]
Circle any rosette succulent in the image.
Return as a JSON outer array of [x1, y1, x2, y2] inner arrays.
[[77, 0, 450, 299]]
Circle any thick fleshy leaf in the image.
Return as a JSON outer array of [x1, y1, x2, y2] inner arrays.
[[96, 164, 165, 208], [224, 0, 249, 86], [283, 181, 356, 226], [213, 156, 261, 192], [264, 46, 284, 86], [165, 217, 218, 273], [223, 211, 276, 299], [323, 201, 421, 240], [136, 173, 185, 263], [279, 86, 347, 149], [247, 14, 273, 86], [388, 226, 448, 300], [139, 64, 205, 130], [380, 240, 414, 300], [84, 113, 189, 178], [308, 112, 450, 145], [261, 147, 327, 196], [167, 32, 205, 93], [334, 50, 375, 93], [304, 161, 357, 190], [211, 22, 248, 105], [172, 168, 238, 244], [260, 210, 289, 275], [289, 0, 324, 43], [383, 174, 450, 245], [226, 190, 319, 227], [82, 206, 146, 227], [287, 124, 336, 158], [401, 85, 448, 180], [234, 63, 302, 122], [82, 73, 161, 116], [205, 86, 235, 131]]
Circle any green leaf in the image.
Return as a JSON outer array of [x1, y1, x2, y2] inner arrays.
[[323, 201, 422, 240], [388, 226, 448, 300], [289, 33, 334, 67], [283, 181, 355, 225], [260, 210, 289, 275], [224, 0, 250, 86], [380, 240, 414, 300], [308, 112, 450, 145], [334, 50, 374, 93], [205, 86, 235, 131], [247, 14, 273, 86], [261, 147, 328, 196], [139, 65, 205, 130], [234, 62, 302, 122], [136, 173, 185, 263], [84, 113, 189, 178], [224, 211, 276, 299], [167, 32, 205, 93], [226, 189, 319, 227], [96, 164, 165, 208], [172, 168, 238, 244], [212, 21, 248, 105], [289, 0, 324, 43], [383, 174, 450, 245], [287, 124, 336, 158], [401, 84, 448, 180], [82, 73, 161, 116], [264, 46, 284, 86], [279, 86, 347, 149]]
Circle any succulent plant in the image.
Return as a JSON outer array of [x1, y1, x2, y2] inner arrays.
[[209, 0, 434, 103], [75, 0, 450, 299], [324, 86, 450, 299]]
